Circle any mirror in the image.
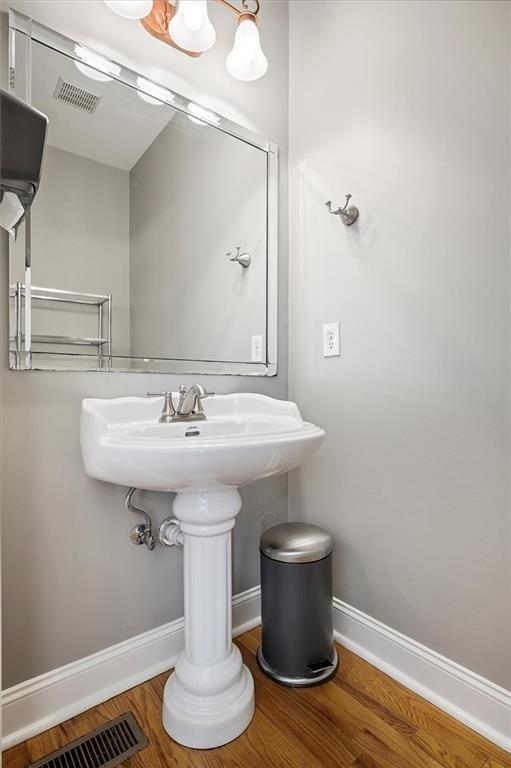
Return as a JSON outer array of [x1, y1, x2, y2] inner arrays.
[[8, 12, 277, 374]]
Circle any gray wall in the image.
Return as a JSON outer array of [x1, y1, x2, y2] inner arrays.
[[1, 0, 288, 688], [288, 0, 510, 688], [130, 114, 267, 363], [10, 145, 131, 356]]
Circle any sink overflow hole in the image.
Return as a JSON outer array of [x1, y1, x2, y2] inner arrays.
[[185, 426, 200, 437], [27, 712, 148, 768]]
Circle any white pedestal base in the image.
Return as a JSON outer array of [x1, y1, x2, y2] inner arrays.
[[162, 488, 255, 749], [163, 658, 254, 749]]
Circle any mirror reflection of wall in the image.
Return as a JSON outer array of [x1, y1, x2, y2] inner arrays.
[[10, 37, 268, 370], [129, 102, 266, 365]]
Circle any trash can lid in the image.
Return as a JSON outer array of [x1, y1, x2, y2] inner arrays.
[[260, 523, 333, 563]]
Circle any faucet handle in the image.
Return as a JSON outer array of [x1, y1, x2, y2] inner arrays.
[[196, 384, 214, 399], [146, 391, 176, 419]]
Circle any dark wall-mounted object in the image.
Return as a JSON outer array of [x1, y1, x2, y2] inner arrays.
[[0, 89, 48, 237]]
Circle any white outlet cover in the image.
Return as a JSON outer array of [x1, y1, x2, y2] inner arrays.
[[323, 322, 340, 357], [251, 334, 263, 362]]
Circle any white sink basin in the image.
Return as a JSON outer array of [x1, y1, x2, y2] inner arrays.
[[80, 393, 325, 750], [81, 393, 324, 492]]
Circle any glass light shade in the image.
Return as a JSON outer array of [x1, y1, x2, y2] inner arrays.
[[226, 18, 268, 81], [136, 76, 175, 105], [104, 1, 153, 19], [74, 46, 121, 82], [169, 0, 216, 53]]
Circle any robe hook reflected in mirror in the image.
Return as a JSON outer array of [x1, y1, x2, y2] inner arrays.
[[325, 194, 359, 226]]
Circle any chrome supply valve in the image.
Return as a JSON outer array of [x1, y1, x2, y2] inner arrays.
[[130, 523, 155, 550], [159, 518, 184, 547], [125, 487, 155, 550]]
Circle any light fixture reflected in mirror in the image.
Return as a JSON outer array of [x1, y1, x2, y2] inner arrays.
[[188, 102, 220, 126], [103, 0, 268, 82], [136, 76, 175, 105], [74, 45, 121, 82]]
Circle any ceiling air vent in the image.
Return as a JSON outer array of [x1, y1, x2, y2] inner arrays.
[[53, 76, 102, 113]]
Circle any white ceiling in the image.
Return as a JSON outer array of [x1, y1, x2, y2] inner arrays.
[[31, 40, 176, 171]]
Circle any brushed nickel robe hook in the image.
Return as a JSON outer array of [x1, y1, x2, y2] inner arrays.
[[227, 246, 251, 268], [325, 194, 359, 226]]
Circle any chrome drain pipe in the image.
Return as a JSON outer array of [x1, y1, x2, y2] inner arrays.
[[159, 518, 184, 547], [125, 487, 155, 550]]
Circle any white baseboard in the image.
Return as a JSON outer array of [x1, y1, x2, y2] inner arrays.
[[333, 598, 511, 753], [1, 586, 261, 751], [3, 589, 509, 755]]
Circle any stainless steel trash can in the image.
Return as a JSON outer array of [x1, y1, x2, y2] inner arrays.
[[257, 522, 338, 687]]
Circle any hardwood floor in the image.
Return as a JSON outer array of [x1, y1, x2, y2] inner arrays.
[[5, 628, 510, 768]]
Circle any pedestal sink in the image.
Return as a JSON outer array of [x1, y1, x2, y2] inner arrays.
[[80, 393, 325, 749]]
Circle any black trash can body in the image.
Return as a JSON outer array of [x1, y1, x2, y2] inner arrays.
[[258, 523, 338, 687]]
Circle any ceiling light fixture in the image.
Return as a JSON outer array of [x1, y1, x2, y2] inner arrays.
[[74, 45, 121, 82], [104, 0, 268, 82], [226, 13, 267, 81], [169, 0, 216, 53], [136, 76, 175, 105], [104, 0, 153, 19]]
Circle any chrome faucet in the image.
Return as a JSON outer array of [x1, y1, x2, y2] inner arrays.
[[176, 384, 211, 420], [147, 385, 212, 423]]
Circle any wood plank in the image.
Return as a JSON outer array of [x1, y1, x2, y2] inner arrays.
[[411, 727, 489, 768], [293, 667, 444, 768], [148, 669, 326, 768], [25, 724, 70, 764], [238, 631, 456, 768], [235, 635, 360, 765], [2, 740, 31, 768], [483, 761, 511, 768], [239, 629, 498, 768], [334, 642, 510, 767], [3, 628, 509, 768]]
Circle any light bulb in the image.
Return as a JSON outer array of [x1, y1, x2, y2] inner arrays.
[[169, 0, 216, 53], [74, 46, 121, 82], [104, 1, 153, 19], [226, 17, 268, 82], [136, 77, 175, 105]]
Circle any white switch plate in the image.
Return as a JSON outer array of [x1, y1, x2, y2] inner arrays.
[[251, 335, 263, 362], [323, 322, 340, 357]]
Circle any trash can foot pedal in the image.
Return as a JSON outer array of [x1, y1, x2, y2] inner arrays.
[[257, 646, 339, 688], [307, 658, 334, 674]]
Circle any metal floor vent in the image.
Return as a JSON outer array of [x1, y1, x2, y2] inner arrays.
[[28, 712, 148, 768], [53, 77, 102, 113]]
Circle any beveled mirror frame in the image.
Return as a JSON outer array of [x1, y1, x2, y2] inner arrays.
[[8, 9, 278, 376]]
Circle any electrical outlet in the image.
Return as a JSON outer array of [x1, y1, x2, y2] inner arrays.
[[251, 334, 263, 362], [323, 322, 340, 357]]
